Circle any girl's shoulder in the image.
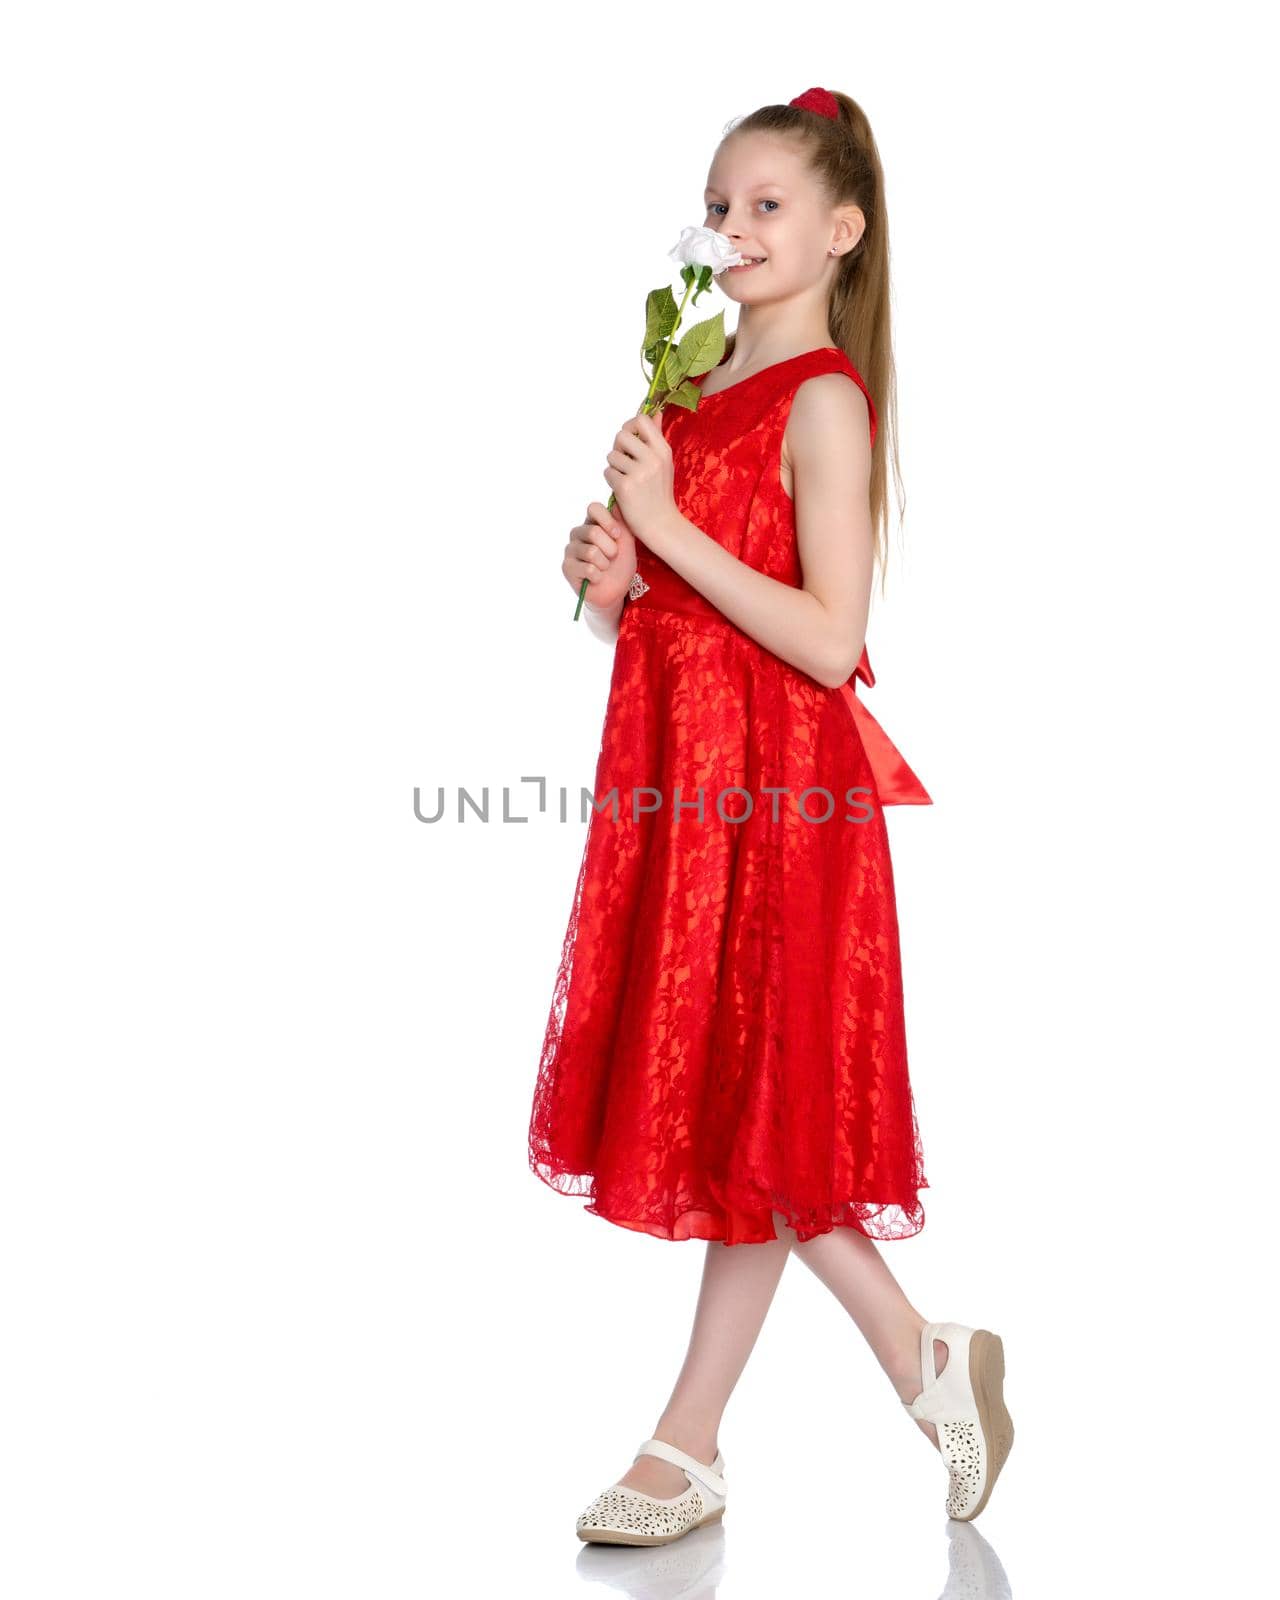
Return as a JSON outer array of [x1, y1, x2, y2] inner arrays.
[[785, 352, 877, 451]]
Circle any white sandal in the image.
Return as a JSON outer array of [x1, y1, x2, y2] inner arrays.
[[575, 1437, 728, 1546], [903, 1321, 1015, 1520]]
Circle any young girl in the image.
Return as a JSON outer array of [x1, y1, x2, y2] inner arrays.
[[529, 86, 1014, 1546]]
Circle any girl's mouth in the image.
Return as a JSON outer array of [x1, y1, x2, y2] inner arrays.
[[726, 257, 766, 273]]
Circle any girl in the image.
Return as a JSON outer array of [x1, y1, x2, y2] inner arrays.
[[529, 87, 1014, 1546]]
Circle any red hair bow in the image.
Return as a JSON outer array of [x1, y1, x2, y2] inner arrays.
[[789, 87, 840, 120]]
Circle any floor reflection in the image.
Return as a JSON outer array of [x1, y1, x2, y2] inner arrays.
[[933, 1522, 1013, 1599], [575, 1520, 727, 1597], [573, 1517, 1012, 1598]]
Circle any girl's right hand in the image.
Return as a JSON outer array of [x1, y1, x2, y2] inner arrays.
[[564, 502, 637, 612]]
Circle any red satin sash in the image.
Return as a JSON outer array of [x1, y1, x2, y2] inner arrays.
[[839, 644, 932, 807]]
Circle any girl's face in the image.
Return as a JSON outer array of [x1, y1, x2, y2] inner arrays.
[[703, 131, 862, 306]]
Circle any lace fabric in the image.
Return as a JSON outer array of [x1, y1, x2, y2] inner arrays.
[[529, 347, 929, 1244]]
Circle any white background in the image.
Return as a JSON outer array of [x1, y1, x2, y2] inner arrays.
[[2, 3, 1275, 1595]]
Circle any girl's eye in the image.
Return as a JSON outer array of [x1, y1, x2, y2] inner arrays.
[[707, 200, 779, 216]]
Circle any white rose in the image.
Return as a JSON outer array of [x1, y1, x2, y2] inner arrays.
[[668, 225, 743, 274]]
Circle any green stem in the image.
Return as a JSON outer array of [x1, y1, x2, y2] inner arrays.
[[573, 275, 699, 621]]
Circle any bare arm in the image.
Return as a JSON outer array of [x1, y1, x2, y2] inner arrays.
[[640, 375, 874, 688]]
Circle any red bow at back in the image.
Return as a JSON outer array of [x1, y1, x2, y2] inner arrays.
[[840, 644, 932, 806]]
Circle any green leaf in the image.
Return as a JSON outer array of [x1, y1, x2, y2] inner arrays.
[[674, 311, 726, 379], [661, 379, 703, 412], [644, 285, 679, 352], [690, 263, 715, 306]]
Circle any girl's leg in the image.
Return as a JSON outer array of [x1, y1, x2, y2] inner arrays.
[[781, 1218, 947, 1450], [619, 1224, 791, 1499]]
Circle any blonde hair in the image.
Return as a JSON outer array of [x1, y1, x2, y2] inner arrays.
[[718, 92, 904, 595]]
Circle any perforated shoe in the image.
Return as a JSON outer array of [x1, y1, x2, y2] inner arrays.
[[903, 1321, 1014, 1520], [575, 1437, 727, 1546]]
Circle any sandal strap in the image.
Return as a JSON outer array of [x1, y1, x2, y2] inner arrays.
[[901, 1322, 979, 1423], [635, 1437, 728, 1497]]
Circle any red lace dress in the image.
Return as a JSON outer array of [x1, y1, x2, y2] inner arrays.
[[528, 345, 932, 1245]]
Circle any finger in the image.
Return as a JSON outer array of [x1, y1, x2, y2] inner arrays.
[[587, 523, 619, 558], [569, 537, 611, 571], [574, 522, 618, 559], [631, 412, 668, 453], [599, 506, 629, 538], [574, 517, 616, 542], [612, 425, 646, 462], [588, 509, 624, 544]]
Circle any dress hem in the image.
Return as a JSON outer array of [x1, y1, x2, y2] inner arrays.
[[529, 1152, 927, 1247]]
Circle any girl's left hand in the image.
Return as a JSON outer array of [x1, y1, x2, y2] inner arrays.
[[604, 409, 675, 542]]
